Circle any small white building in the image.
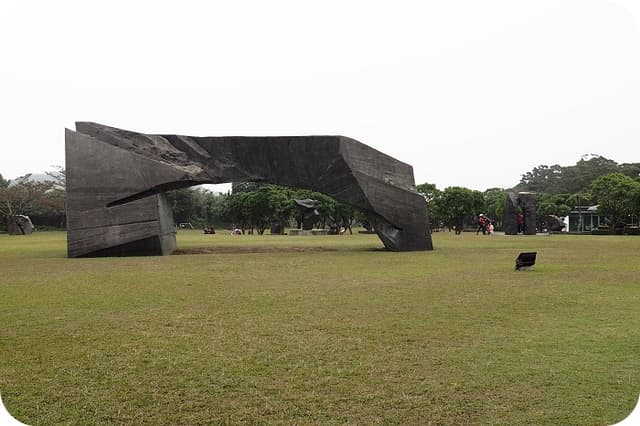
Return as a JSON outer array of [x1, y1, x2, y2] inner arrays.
[[566, 206, 604, 233]]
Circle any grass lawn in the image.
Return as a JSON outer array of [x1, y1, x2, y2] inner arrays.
[[1, 230, 639, 425]]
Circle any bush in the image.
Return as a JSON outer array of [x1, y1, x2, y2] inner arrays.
[[625, 227, 640, 235], [591, 226, 609, 235]]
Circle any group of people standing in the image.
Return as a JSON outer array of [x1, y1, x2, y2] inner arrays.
[[476, 213, 495, 235], [476, 212, 526, 235]]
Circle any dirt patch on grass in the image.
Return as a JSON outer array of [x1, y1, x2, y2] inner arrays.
[[172, 246, 335, 255]]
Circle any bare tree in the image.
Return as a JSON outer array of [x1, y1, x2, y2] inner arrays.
[[0, 175, 58, 231], [45, 165, 66, 189]]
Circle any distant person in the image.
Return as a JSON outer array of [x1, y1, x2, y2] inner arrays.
[[486, 220, 494, 235], [517, 212, 525, 234], [476, 214, 487, 235]]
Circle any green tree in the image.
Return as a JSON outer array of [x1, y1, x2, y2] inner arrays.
[[590, 173, 640, 230], [535, 193, 571, 230], [232, 181, 264, 193], [239, 185, 306, 234], [436, 186, 484, 233], [416, 182, 440, 203], [265, 186, 296, 233], [165, 186, 225, 227], [619, 162, 640, 181], [223, 191, 251, 232], [561, 155, 619, 194], [566, 192, 593, 209], [244, 188, 272, 234], [313, 193, 337, 229], [333, 202, 358, 234], [417, 182, 442, 231], [517, 164, 564, 193], [198, 190, 229, 227], [516, 154, 635, 195], [165, 188, 198, 225], [222, 183, 365, 234], [483, 188, 506, 229]]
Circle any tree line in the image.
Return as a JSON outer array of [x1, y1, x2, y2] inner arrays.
[[2, 154, 640, 233], [418, 155, 640, 232], [166, 182, 362, 234], [0, 169, 66, 231]]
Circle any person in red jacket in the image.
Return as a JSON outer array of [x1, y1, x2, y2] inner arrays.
[[476, 214, 487, 235], [517, 212, 525, 234]]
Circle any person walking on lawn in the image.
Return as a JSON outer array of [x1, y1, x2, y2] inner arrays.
[[476, 213, 487, 235]]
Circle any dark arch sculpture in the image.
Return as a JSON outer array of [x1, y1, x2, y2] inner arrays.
[[65, 122, 433, 257]]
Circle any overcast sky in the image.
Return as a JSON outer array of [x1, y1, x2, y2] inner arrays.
[[1, 1, 639, 192]]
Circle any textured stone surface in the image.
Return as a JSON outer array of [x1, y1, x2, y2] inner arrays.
[[7, 215, 34, 235], [546, 215, 566, 232], [504, 192, 537, 235], [66, 122, 433, 257], [504, 192, 519, 235], [294, 198, 321, 230], [521, 192, 537, 235]]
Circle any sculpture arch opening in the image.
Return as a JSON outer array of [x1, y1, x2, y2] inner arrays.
[[65, 122, 433, 257]]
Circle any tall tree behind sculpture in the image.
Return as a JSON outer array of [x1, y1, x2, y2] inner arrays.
[[65, 122, 432, 257]]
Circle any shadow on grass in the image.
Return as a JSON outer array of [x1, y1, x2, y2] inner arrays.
[[172, 246, 338, 255], [172, 245, 395, 255]]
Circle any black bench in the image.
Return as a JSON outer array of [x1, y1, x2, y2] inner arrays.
[[515, 252, 537, 270]]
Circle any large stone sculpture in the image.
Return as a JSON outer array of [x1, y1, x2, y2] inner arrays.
[[65, 122, 433, 257], [504, 191, 537, 235]]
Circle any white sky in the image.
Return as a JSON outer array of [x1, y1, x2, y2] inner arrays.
[[1, 0, 639, 192]]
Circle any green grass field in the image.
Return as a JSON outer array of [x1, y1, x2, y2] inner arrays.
[[1, 230, 638, 425]]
